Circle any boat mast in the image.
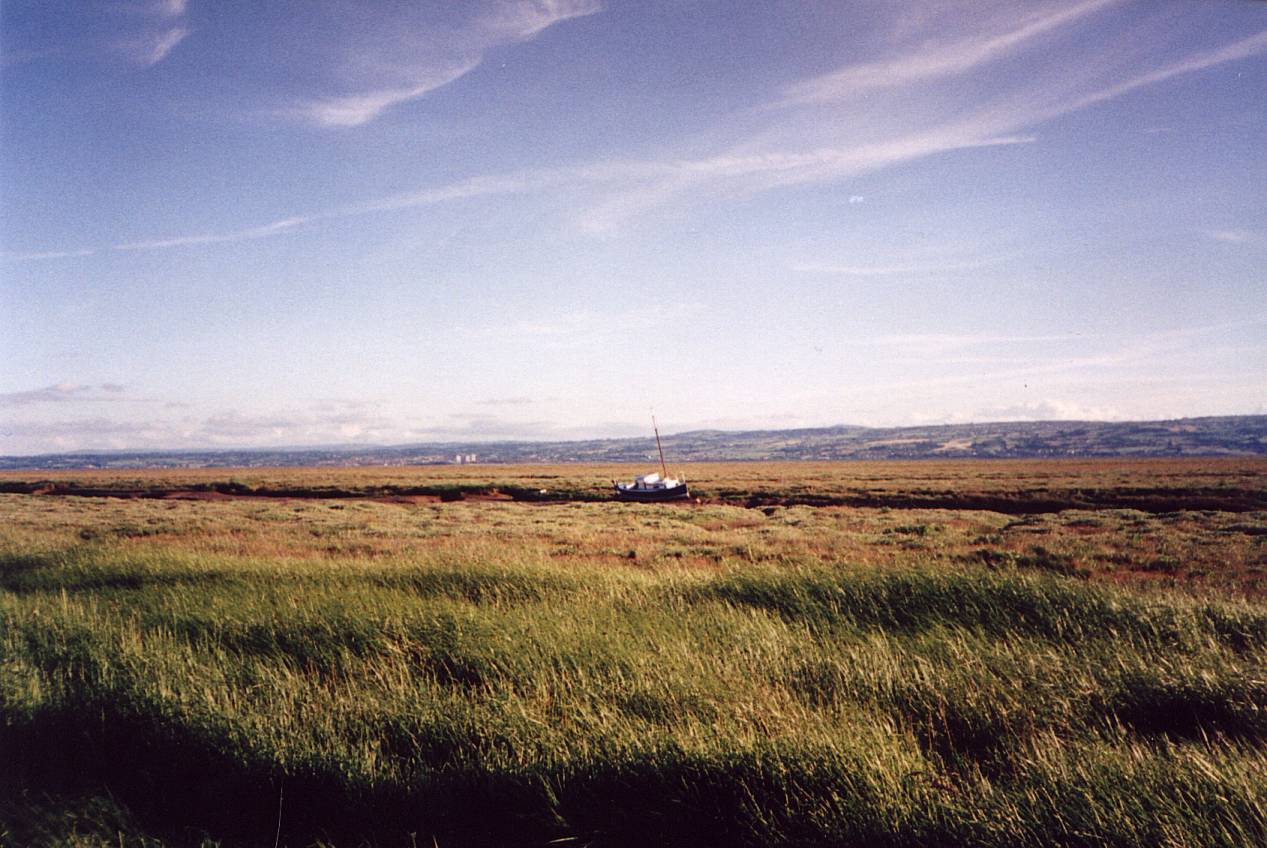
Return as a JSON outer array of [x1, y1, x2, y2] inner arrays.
[[652, 414, 668, 479]]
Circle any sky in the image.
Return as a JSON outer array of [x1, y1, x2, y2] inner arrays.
[[1, 0, 1265, 455]]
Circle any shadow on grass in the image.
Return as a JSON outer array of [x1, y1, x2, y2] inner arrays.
[[2, 698, 560, 847], [3, 698, 929, 848], [369, 566, 579, 604], [1107, 674, 1267, 742], [0, 550, 231, 596], [968, 546, 1090, 579], [1, 550, 576, 606], [701, 568, 1267, 650]]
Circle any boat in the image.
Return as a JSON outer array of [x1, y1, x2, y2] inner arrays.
[[613, 470, 690, 501], [614, 416, 690, 501]]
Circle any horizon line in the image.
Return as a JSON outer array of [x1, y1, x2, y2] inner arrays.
[[2, 412, 1263, 461]]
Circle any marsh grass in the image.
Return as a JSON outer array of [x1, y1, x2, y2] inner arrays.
[[1, 477, 1266, 846]]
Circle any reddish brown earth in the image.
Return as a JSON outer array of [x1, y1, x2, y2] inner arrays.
[[5, 480, 1265, 514]]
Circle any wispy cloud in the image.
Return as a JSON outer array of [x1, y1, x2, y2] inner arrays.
[[1208, 229, 1266, 246], [290, 0, 602, 127], [0, 383, 132, 408], [841, 332, 1088, 355], [1036, 28, 1267, 120], [432, 413, 560, 439], [291, 62, 480, 128], [280, 17, 1267, 229], [458, 302, 701, 350], [574, 17, 1267, 232], [114, 216, 310, 251], [0, 410, 645, 453], [24, 4, 1267, 254], [875, 315, 1267, 392], [1, 248, 96, 262], [477, 0, 602, 40], [123, 25, 189, 67], [781, 0, 1119, 105], [148, 0, 188, 18], [0, 417, 172, 451], [1127, 313, 1267, 345], [350, 168, 590, 214], [0, 402, 501, 453], [3, 0, 191, 70], [0, 385, 93, 408], [573, 134, 1036, 233], [792, 256, 1007, 277], [952, 399, 1124, 424], [414, 414, 647, 442], [112, 0, 192, 67]]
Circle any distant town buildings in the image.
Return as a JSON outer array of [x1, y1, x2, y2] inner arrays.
[[454, 453, 478, 464]]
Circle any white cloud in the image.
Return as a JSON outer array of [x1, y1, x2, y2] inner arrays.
[[1208, 229, 1265, 245], [791, 256, 1006, 277], [410, 414, 647, 442], [243, 18, 1267, 234], [0, 402, 627, 453], [782, 0, 1119, 105], [125, 25, 189, 67], [1, 248, 96, 262], [113, 1, 192, 67], [457, 302, 701, 350], [1037, 28, 1267, 119], [0, 384, 93, 407], [3, 0, 193, 69], [953, 400, 1124, 423], [841, 332, 1087, 354], [871, 315, 1267, 393], [0, 383, 136, 408], [0, 418, 174, 453], [477, 0, 604, 40], [354, 170, 573, 213], [574, 134, 1036, 233], [289, 0, 602, 127], [114, 216, 310, 251], [149, 0, 188, 18], [291, 63, 479, 128], [570, 12, 1267, 232], [28, 5, 1267, 253]]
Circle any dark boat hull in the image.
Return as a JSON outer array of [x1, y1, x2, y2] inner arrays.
[[613, 482, 690, 502]]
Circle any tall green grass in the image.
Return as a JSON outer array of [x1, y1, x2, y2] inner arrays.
[[3, 537, 1266, 846]]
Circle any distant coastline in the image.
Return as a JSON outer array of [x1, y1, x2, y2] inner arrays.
[[3, 415, 1265, 469]]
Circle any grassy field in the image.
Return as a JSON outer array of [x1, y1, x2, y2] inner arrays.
[[2, 460, 1266, 846], [5, 457, 1267, 508]]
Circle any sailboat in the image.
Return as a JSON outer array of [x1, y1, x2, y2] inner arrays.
[[614, 416, 690, 501]]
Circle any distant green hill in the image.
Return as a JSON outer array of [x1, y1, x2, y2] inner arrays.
[[658, 415, 1267, 461], [3, 415, 1265, 469]]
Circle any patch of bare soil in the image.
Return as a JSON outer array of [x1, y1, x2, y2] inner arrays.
[[161, 490, 234, 501], [4, 480, 1265, 514]]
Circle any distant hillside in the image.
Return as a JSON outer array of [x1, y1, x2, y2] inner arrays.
[[3, 415, 1265, 470], [659, 416, 1267, 461]]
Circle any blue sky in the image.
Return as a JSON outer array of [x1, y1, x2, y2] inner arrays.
[[2, 0, 1265, 454]]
